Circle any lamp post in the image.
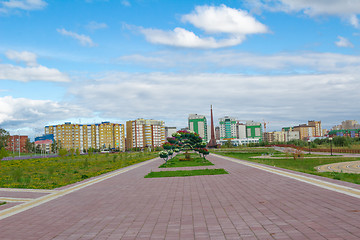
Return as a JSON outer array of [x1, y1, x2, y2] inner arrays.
[[329, 137, 333, 156], [308, 139, 311, 154]]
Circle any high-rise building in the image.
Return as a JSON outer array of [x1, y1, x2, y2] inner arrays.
[[308, 120, 322, 137], [126, 119, 165, 150], [45, 122, 125, 152], [219, 116, 237, 139], [188, 114, 208, 142]]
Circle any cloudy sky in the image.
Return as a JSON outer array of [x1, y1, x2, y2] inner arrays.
[[1, 0, 360, 138]]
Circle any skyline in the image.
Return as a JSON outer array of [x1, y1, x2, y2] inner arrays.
[[1, 0, 360, 138]]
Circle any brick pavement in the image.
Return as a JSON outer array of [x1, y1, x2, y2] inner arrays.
[[0, 154, 359, 239]]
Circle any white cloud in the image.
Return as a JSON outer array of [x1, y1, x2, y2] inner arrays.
[[0, 50, 70, 82], [0, 64, 70, 82], [5, 50, 38, 67], [140, 27, 245, 49], [335, 36, 354, 48], [1, 0, 47, 11], [182, 4, 268, 35], [66, 71, 360, 131], [0, 96, 92, 136], [86, 21, 108, 31], [57, 28, 96, 47], [138, 4, 268, 49], [118, 51, 360, 74], [247, 0, 360, 28], [349, 14, 359, 28]]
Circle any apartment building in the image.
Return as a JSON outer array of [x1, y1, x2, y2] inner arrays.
[[126, 119, 165, 150], [219, 116, 237, 139], [332, 120, 360, 131], [6, 135, 28, 153], [264, 130, 299, 143], [308, 120, 322, 137], [293, 120, 322, 140], [45, 122, 125, 152], [188, 114, 208, 142]]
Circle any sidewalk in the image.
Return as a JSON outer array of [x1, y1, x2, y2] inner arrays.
[[0, 154, 359, 239]]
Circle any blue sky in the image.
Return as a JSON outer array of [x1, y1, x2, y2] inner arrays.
[[1, 0, 360, 138]]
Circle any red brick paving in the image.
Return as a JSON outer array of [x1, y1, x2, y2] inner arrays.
[[0, 154, 359, 239]]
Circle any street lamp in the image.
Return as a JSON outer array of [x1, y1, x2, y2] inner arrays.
[[308, 139, 311, 154], [329, 137, 333, 156]]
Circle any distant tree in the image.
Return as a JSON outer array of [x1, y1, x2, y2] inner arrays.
[[333, 136, 351, 147], [51, 140, 59, 154], [0, 128, 9, 149], [88, 147, 94, 156], [25, 139, 33, 153], [35, 144, 41, 154]]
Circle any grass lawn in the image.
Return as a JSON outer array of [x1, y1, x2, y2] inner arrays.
[[214, 150, 360, 184], [0, 152, 158, 189], [144, 168, 228, 178], [159, 153, 213, 168]]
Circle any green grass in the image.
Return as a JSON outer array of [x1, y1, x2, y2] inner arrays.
[[0, 202, 6, 206], [159, 153, 213, 168], [215, 150, 360, 184], [0, 152, 158, 189], [144, 168, 228, 178]]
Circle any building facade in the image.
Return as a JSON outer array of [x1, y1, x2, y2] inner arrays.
[[332, 120, 360, 131], [236, 123, 247, 139], [165, 127, 177, 139], [263, 130, 299, 143], [293, 120, 322, 140], [188, 114, 208, 142], [126, 119, 165, 150], [45, 122, 125, 152], [219, 116, 237, 139], [34, 134, 54, 153], [328, 129, 360, 138], [246, 121, 263, 140], [6, 135, 28, 153]]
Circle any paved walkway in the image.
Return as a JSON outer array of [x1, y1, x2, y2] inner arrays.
[[317, 161, 360, 174], [0, 154, 360, 239]]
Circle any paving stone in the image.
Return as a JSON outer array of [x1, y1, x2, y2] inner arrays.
[[0, 154, 359, 239]]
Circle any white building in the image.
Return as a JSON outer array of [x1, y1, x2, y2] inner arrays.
[[165, 127, 177, 139], [126, 119, 165, 149]]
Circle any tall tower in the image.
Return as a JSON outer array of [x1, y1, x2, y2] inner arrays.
[[207, 105, 218, 148]]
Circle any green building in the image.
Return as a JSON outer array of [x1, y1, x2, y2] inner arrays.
[[188, 114, 208, 142], [219, 116, 237, 139], [246, 121, 263, 141]]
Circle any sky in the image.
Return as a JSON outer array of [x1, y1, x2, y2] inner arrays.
[[1, 0, 360, 139]]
